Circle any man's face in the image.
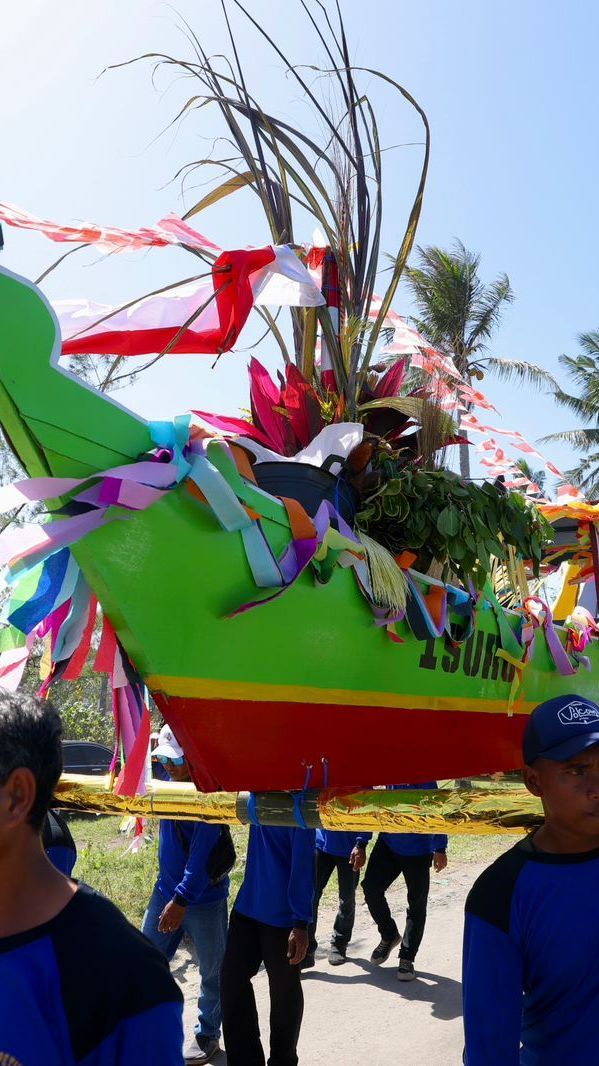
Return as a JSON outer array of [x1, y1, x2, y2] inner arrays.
[[164, 758, 192, 783], [524, 744, 599, 842]]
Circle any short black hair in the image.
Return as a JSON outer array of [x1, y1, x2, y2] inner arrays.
[[0, 693, 63, 831]]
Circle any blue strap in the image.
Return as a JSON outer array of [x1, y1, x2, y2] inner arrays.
[[322, 757, 329, 789], [292, 792, 308, 830], [292, 765, 312, 830], [246, 792, 259, 826]]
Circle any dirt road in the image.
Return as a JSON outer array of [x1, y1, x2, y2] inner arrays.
[[177, 856, 490, 1065]]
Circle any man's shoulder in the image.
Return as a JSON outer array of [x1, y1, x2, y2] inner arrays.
[[465, 844, 529, 934], [61, 883, 178, 971], [52, 884, 181, 1061], [60, 881, 131, 928]]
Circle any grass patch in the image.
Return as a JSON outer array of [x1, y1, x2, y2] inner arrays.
[[70, 816, 158, 926], [444, 833, 521, 865]]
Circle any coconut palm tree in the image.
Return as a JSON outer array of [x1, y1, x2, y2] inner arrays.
[[515, 458, 546, 497], [405, 241, 514, 479], [493, 331, 599, 497]]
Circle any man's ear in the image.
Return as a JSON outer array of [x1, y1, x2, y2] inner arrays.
[[1, 767, 37, 828], [523, 763, 542, 798]]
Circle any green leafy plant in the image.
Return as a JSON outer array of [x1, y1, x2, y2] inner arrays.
[[357, 467, 554, 589]]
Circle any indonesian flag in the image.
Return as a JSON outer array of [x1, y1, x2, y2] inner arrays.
[[58, 246, 324, 358], [0, 201, 324, 357]]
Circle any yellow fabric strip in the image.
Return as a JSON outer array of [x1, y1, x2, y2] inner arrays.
[[318, 786, 542, 835], [553, 561, 582, 620], [54, 775, 542, 834]]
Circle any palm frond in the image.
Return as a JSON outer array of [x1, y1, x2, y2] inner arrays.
[[552, 388, 599, 422], [465, 273, 514, 350], [576, 330, 599, 359], [483, 358, 559, 391], [404, 242, 514, 376], [562, 452, 599, 496], [540, 428, 599, 452]]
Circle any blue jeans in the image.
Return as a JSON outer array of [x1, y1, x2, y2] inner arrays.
[[142, 886, 228, 1039]]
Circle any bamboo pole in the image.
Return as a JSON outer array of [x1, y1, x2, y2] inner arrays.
[[54, 775, 543, 835]]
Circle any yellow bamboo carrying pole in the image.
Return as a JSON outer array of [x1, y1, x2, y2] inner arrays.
[[54, 775, 543, 834]]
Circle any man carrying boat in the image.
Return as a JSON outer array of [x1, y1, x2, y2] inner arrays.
[[463, 694, 599, 1064], [142, 724, 231, 1065], [221, 822, 315, 1066], [0, 692, 184, 1065], [303, 828, 371, 968], [362, 783, 448, 981]]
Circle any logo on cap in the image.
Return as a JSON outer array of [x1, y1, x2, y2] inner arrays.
[[557, 700, 599, 726]]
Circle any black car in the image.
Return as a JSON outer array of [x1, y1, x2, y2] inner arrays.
[[61, 740, 113, 776]]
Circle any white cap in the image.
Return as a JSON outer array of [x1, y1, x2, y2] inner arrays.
[[152, 723, 184, 761]]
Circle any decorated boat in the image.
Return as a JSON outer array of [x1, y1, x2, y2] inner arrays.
[[2, 6, 598, 801], [1, 263, 598, 794]]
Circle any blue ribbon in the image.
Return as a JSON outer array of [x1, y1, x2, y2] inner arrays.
[[246, 792, 259, 826]]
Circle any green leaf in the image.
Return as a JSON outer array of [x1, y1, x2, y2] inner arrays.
[[449, 538, 465, 560], [183, 171, 257, 219], [436, 506, 460, 537]]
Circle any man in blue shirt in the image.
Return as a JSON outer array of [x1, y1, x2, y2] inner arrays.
[[362, 783, 448, 980], [142, 724, 229, 1065], [0, 691, 184, 1065], [463, 693, 599, 1065], [304, 829, 371, 967], [221, 822, 315, 1066]]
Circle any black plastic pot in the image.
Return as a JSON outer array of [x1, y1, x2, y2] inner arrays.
[[253, 457, 358, 526]]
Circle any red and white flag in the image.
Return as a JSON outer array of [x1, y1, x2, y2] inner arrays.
[[58, 246, 324, 358]]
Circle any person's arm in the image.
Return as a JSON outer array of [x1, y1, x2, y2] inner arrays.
[[432, 833, 448, 872], [172, 823, 216, 905], [462, 911, 524, 1065], [287, 829, 315, 964], [158, 824, 217, 932], [350, 831, 372, 870]]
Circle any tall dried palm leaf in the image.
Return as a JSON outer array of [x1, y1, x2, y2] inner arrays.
[[115, 0, 430, 417]]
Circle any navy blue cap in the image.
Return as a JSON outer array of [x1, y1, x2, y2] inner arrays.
[[523, 694, 599, 765]]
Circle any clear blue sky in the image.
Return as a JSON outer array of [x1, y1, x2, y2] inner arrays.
[[3, 0, 598, 486]]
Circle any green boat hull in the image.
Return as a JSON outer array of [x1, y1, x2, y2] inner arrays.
[[1, 266, 597, 791]]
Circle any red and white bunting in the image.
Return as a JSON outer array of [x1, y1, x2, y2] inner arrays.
[[0, 200, 221, 255]]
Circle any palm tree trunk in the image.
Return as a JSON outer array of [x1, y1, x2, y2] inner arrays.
[[458, 375, 472, 480], [459, 434, 471, 480]]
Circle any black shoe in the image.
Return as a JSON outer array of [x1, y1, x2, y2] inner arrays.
[[370, 933, 401, 965], [328, 944, 347, 966], [397, 959, 416, 981], [300, 953, 315, 970], [185, 1035, 220, 1064]]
